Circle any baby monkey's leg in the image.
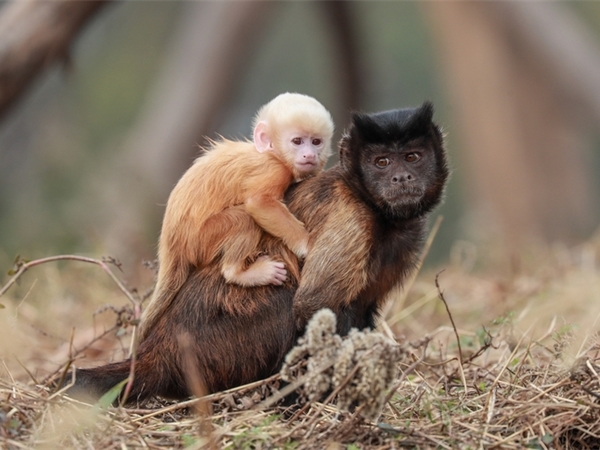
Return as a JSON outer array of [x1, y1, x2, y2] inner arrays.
[[206, 207, 287, 286]]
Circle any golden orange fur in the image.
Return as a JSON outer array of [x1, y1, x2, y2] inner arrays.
[[139, 93, 333, 339]]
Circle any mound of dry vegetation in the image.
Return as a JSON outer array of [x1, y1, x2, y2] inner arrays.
[[1, 236, 600, 449]]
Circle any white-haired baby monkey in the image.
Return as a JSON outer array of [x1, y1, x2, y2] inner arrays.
[[140, 93, 334, 338]]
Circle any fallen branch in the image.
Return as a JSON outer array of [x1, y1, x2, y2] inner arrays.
[[0, 0, 110, 122]]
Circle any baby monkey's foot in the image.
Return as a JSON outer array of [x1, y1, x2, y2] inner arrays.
[[222, 256, 287, 286]]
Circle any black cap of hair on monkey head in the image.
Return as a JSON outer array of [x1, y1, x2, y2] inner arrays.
[[350, 102, 435, 145]]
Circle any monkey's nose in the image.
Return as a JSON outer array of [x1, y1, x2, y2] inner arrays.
[[392, 173, 412, 183]]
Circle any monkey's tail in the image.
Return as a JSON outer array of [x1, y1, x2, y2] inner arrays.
[[63, 349, 186, 404], [64, 360, 132, 403]]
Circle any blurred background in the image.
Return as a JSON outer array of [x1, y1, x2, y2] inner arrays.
[[1, 1, 600, 275]]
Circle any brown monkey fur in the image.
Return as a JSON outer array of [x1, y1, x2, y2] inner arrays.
[[66, 102, 449, 403], [139, 93, 333, 340]]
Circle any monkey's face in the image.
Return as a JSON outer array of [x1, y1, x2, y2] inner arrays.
[[360, 139, 442, 218], [253, 93, 334, 181], [280, 128, 328, 180], [343, 102, 449, 220]]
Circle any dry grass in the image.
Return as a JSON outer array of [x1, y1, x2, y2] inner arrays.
[[1, 237, 600, 449]]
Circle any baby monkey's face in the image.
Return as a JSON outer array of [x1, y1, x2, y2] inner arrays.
[[281, 127, 327, 177]]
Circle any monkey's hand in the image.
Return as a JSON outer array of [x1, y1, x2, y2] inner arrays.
[[292, 300, 317, 331], [292, 303, 309, 332], [291, 235, 310, 260]]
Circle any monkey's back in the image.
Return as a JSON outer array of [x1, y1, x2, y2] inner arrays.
[[158, 140, 293, 263], [165, 140, 289, 228]]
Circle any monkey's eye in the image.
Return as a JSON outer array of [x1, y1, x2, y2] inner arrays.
[[312, 138, 322, 146], [375, 157, 391, 168], [292, 137, 303, 146], [404, 153, 421, 163]]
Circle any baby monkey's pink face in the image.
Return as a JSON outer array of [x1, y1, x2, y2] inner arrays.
[[282, 128, 326, 176]]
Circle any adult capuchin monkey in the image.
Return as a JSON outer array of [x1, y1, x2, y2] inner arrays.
[[65, 101, 449, 403], [139, 93, 334, 340]]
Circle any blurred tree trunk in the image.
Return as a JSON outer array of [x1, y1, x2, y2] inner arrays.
[[0, 0, 108, 123], [424, 2, 597, 246], [121, 1, 274, 194], [322, 2, 365, 115], [99, 1, 274, 268], [494, 2, 600, 125]]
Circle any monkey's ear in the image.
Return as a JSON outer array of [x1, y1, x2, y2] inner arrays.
[[253, 121, 274, 153]]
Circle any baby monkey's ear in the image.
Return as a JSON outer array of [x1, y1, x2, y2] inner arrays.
[[253, 121, 274, 153]]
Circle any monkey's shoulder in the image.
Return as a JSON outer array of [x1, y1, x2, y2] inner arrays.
[[287, 167, 375, 232]]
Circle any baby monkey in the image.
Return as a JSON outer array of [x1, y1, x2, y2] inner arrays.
[[140, 93, 334, 338]]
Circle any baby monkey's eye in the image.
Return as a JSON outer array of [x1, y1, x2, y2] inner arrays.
[[292, 137, 303, 145], [404, 153, 421, 163], [312, 138, 322, 146], [375, 157, 390, 168]]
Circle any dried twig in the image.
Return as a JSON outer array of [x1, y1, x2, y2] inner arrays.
[[435, 269, 467, 393], [1, 255, 136, 306], [1, 254, 142, 409]]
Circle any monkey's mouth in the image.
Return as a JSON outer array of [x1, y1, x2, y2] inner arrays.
[[296, 161, 317, 172], [388, 187, 424, 203]]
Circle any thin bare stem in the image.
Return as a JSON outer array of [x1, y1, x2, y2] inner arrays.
[[1, 254, 142, 402], [1, 255, 137, 307], [383, 215, 444, 320], [435, 269, 467, 393]]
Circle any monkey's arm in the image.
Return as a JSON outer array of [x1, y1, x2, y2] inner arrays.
[[244, 164, 310, 258], [292, 206, 372, 329]]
